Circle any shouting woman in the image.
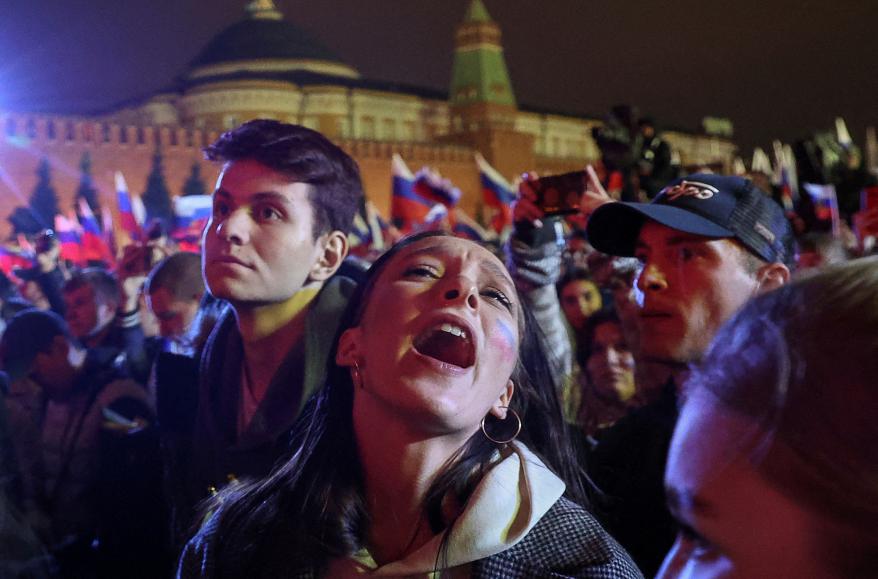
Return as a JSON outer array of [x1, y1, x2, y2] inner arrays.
[[179, 232, 641, 578]]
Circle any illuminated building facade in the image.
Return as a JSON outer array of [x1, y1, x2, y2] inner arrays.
[[0, 0, 736, 238]]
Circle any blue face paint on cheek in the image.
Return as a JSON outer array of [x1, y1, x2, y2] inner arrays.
[[491, 318, 518, 361]]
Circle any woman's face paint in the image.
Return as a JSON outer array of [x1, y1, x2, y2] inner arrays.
[[490, 318, 518, 364]]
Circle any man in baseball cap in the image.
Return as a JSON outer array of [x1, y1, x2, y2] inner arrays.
[[584, 173, 794, 574], [587, 173, 794, 366]]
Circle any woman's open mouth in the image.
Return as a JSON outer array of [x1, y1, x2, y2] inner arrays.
[[413, 322, 476, 369]]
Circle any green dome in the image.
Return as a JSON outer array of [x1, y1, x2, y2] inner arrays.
[[190, 15, 344, 69]]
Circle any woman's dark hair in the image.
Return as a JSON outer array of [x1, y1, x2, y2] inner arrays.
[[575, 308, 623, 374], [205, 232, 590, 577], [555, 266, 595, 298]]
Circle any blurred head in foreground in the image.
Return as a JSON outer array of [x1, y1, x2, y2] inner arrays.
[[659, 257, 878, 578]]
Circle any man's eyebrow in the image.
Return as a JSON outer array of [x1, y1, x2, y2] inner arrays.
[[250, 191, 295, 205], [212, 190, 293, 206]]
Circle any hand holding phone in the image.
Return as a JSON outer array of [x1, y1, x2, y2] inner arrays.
[[533, 171, 587, 216]]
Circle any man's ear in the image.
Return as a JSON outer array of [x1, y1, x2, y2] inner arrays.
[[308, 231, 349, 283], [335, 326, 362, 368], [489, 379, 515, 419], [755, 262, 790, 294]]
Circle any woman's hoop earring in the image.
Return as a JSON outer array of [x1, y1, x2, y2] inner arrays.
[[480, 407, 522, 445], [352, 361, 364, 390]]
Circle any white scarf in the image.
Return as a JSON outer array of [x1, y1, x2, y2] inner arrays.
[[327, 441, 566, 577]]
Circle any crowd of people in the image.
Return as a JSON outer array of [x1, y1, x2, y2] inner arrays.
[[0, 118, 876, 578]]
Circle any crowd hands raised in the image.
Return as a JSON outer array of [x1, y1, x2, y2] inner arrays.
[[0, 118, 875, 578]]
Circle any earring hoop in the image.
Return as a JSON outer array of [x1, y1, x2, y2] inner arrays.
[[352, 361, 364, 390], [480, 407, 522, 445]]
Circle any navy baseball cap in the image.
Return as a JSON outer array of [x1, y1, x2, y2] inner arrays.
[[0, 309, 70, 381], [586, 174, 794, 266]]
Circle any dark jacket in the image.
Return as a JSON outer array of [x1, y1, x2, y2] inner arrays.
[[588, 378, 679, 577], [30, 348, 164, 578], [179, 276, 357, 528], [177, 497, 643, 578]]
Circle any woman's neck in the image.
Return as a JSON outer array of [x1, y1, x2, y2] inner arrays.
[[353, 398, 475, 566]]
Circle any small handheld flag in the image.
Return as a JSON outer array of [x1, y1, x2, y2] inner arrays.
[[116, 171, 145, 242], [475, 153, 516, 235], [391, 154, 440, 234]]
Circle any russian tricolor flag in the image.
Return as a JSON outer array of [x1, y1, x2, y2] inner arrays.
[[78, 198, 114, 265], [414, 168, 462, 209], [772, 141, 799, 213], [391, 154, 437, 234], [452, 208, 496, 243], [116, 171, 145, 242], [172, 194, 212, 253], [348, 199, 390, 256], [54, 213, 83, 264], [475, 153, 516, 235], [803, 183, 841, 235], [173, 195, 212, 237], [0, 245, 34, 278]]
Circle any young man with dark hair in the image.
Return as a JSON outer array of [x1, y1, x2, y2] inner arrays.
[[181, 120, 363, 534], [583, 174, 794, 575]]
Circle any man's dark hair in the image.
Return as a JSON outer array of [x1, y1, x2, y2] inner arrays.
[[145, 252, 204, 301], [62, 268, 119, 309], [204, 120, 363, 239]]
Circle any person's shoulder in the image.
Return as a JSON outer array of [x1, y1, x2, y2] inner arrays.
[[477, 497, 644, 578], [315, 270, 360, 310]]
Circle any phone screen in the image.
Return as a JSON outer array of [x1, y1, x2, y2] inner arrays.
[[535, 171, 586, 216]]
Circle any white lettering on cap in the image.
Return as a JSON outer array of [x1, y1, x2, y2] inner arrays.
[[661, 180, 719, 201], [754, 222, 776, 243]]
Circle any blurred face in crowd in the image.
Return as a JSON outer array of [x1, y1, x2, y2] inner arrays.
[[21, 280, 50, 310], [659, 387, 834, 579], [609, 273, 639, 327], [586, 320, 635, 402], [560, 278, 602, 331], [633, 221, 759, 364], [564, 237, 592, 269], [147, 288, 200, 340], [29, 336, 76, 397], [339, 236, 518, 438], [202, 159, 329, 306], [63, 284, 114, 339]]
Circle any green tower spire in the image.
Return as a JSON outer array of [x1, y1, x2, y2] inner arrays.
[[450, 0, 516, 108], [464, 0, 492, 23]]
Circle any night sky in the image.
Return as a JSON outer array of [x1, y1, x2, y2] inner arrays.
[[1, 0, 876, 153]]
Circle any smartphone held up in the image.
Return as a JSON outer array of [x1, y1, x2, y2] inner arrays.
[[533, 170, 587, 216]]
